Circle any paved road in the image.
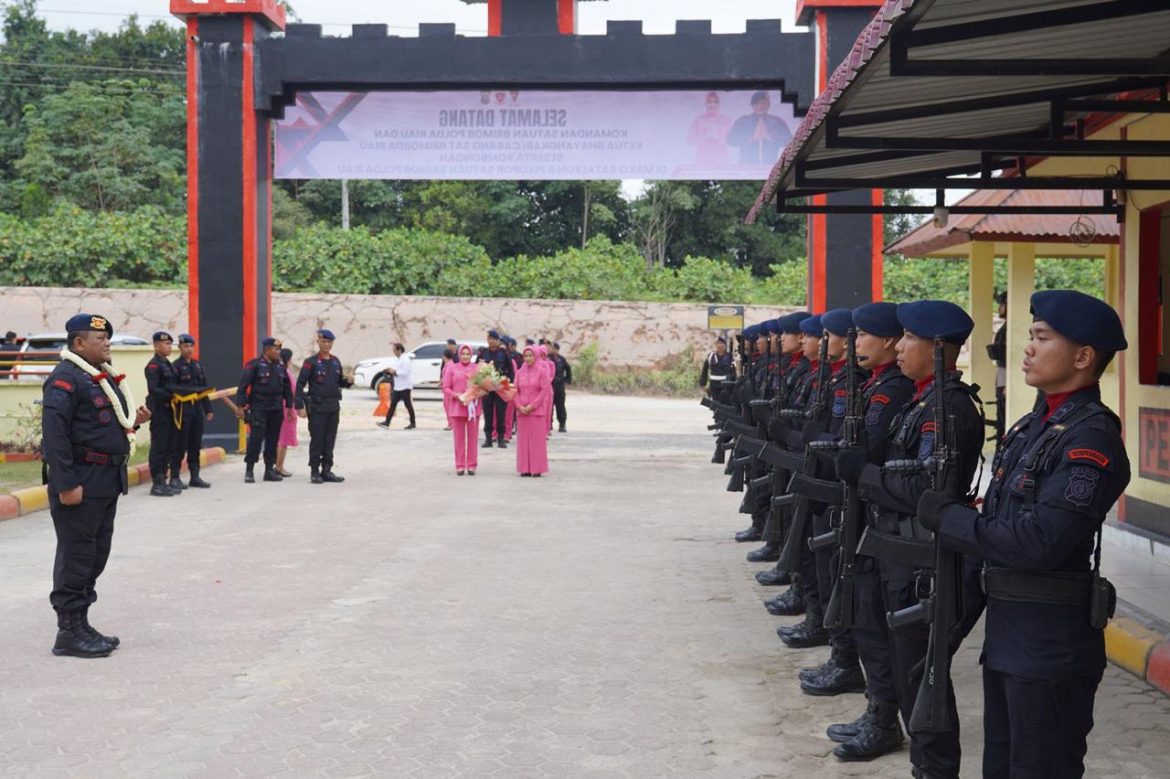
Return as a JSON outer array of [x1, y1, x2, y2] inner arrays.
[[1, 392, 1168, 778]]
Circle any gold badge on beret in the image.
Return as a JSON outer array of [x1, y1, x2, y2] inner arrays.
[[90, 316, 108, 331]]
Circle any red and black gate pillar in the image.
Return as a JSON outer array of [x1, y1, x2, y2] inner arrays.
[[796, 0, 885, 311], [483, 0, 581, 36], [171, 1, 286, 451]]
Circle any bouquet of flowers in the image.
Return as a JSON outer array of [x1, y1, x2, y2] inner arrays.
[[458, 365, 517, 403]]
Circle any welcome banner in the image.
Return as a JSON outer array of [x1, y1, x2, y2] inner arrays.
[[274, 89, 796, 181]]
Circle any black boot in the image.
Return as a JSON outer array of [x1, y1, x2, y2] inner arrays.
[[263, 467, 283, 482], [799, 652, 838, 684], [321, 470, 345, 483], [778, 614, 829, 648], [558, 423, 566, 433], [755, 566, 791, 586], [765, 583, 805, 616], [245, 465, 256, 484], [801, 646, 867, 696], [734, 526, 763, 543], [169, 475, 186, 492], [833, 698, 904, 761], [188, 468, 211, 488], [52, 611, 113, 658], [746, 543, 780, 563], [150, 475, 173, 497], [482, 438, 494, 448], [827, 698, 876, 743], [310, 466, 323, 484], [80, 607, 119, 650]]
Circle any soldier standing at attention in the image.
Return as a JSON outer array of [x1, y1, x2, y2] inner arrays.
[[549, 341, 572, 433], [700, 336, 736, 407], [43, 314, 150, 657], [170, 333, 213, 489], [145, 331, 178, 497], [236, 337, 293, 484], [296, 328, 353, 484], [480, 329, 515, 448], [916, 291, 1130, 779]]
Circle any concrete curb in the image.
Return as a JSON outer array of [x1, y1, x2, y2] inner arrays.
[[1107, 607, 1170, 696], [0, 447, 228, 521]]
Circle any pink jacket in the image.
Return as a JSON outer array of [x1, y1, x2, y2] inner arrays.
[[515, 361, 551, 416], [441, 360, 478, 419]]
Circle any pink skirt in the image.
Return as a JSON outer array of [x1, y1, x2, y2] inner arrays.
[[278, 411, 298, 447]]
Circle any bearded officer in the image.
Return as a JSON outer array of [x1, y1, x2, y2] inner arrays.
[[296, 328, 354, 484], [170, 333, 213, 489], [43, 314, 150, 657]]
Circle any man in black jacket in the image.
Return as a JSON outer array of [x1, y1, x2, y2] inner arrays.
[[480, 329, 515, 448], [550, 342, 573, 433], [296, 328, 353, 483], [144, 331, 178, 497], [170, 333, 214, 489], [237, 337, 293, 484]]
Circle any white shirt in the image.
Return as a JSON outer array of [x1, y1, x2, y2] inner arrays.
[[392, 354, 413, 391]]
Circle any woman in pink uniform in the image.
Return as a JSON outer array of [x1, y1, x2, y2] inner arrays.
[[441, 344, 480, 475], [515, 345, 551, 477], [275, 347, 298, 477], [537, 344, 556, 435]]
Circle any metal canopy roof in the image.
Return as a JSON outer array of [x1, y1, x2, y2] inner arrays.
[[747, 0, 1170, 223]]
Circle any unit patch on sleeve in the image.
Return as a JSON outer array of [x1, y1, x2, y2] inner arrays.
[[1064, 465, 1100, 508]]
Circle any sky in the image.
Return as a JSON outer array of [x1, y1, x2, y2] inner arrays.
[[23, 0, 802, 36]]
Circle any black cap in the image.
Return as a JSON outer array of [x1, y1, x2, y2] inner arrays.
[[65, 314, 113, 336], [178, 333, 196, 345], [152, 331, 173, 343], [262, 337, 281, 348], [1030, 290, 1127, 352]]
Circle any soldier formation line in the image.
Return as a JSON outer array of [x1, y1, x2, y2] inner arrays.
[[702, 292, 1129, 779]]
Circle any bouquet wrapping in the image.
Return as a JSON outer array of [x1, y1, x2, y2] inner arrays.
[[458, 365, 515, 404]]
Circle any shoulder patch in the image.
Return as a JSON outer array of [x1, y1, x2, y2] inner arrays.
[[147, 363, 158, 370], [1064, 466, 1100, 507], [53, 379, 74, 392], [865, 395, 889, 426], [1069, 448, 1110, 468], [918, 421, 937, 460]]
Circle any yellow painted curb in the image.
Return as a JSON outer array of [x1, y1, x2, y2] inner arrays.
[[11, 485, 49, 516], [126, 467, 142, 487], [1105, 617, 1163, 676]]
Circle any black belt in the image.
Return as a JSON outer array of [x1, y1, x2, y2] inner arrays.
[[982, 566, 1092, 606], [72, 446, 128, 466]]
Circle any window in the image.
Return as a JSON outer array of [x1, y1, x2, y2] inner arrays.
[[413, 344, 446, 359]]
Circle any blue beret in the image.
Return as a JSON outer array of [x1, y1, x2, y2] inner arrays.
[[1031, 290, 1127, 352], [760, 319, 779, 335], [896, 300, 974, 345], [488, 329, 501, 340], [317, 329, 336, 341], [821, 308, 854, 337], [65, 314, 113, 336], [742, 325, 758, 339], [852, 302, 902, 338], [799, 315, 823, 337], [777, 311, 812, 334], [262, 336, 280, 348], [152, 331, 173, 343], [178, 333, 196, 345]]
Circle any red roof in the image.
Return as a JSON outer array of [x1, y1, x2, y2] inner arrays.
[[885, 189, 1120, 257]]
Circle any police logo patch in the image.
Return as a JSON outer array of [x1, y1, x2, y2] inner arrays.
[[865, 394, 889, 426], [1064, 466, 1100, 507], [98, 410, 112, 424], [46, 389, 70, 409], [832, 390, 847, 417], [918, 431, 935, 460]]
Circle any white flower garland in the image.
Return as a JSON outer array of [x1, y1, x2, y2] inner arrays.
[[59, 348, 138, 456]]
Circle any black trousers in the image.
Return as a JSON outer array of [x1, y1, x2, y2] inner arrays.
[[307, 408, 340, 469], [50, 494, 118, 613], [482, 393, 507, 442], [386, 389, 416, 425], [245, 408, 283, 467], [170, 407, 205, 475], [148, 407, 173, 478], [884, 575, 961, 778], [851, 558, 897, 702], [982, 667, 1101, 779], [812, 507, 855, 651], [553, 383, 567, 427]]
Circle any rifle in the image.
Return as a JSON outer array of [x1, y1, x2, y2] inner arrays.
[[775, 334, 833, 574], [884, 338, 962, 734], [821, 328, 864, 630]]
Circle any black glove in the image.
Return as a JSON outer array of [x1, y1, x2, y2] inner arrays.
[[834, 447, 869, 486], [916, 489, 959, 533]]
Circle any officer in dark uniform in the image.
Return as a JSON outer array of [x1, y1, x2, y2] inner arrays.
[[549, 342, 572, 433], [480, 329, 515, 448], [170, 333, 213, 489], [295, 328, 353, 484], [145, 331, 179, 497], [43, 314, 150, 657], [820, 302, 916, 761], [700, 336, 736, 407], [236, 336, 293, 483], [833, 300, 986, 779], [917, 290, 1130, 779]]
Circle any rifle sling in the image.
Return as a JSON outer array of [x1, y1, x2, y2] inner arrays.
[[982, 566, 1092, 606]]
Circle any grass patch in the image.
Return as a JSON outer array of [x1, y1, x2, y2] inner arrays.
[[572, 342, 702, 398], [0, 447, 151, 495]]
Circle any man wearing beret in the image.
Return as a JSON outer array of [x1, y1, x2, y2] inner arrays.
[[820, 302, 916, 761], [170, 333, 213, 490], [295, 329, 354, 484], [480, 329, 515, 449], [145, 331, 179, 497], [700, 336, 737, 406], [915, 291, 1130, 779], [832, 300, 985, 779], [237, 337, 294, 483], [43, 314, 151, 657]]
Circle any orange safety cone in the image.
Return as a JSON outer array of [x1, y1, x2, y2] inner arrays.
[[374, 382, 390, 417]]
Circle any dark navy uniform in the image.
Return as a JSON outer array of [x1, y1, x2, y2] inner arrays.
[[43, 314, 135, 658], [480, 339, 515, 446], [238, 353, 293, 474], [295, 351, 352, 478], [171, 348, 212, 486], [920, 290, 1131, 779], [145, 346, 178, 490], [551, 351, 572, 432]]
